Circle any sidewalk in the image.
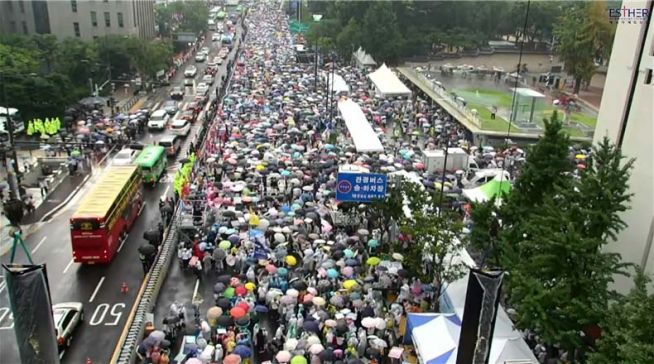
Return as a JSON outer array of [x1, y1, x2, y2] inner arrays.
[[21, 160, 92, 224]]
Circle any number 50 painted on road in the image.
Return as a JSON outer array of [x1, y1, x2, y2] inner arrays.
[[89, 303, 125, 326]]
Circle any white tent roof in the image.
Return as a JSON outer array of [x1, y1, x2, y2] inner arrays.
[[353, 47, 376, 66], [367, 64, 412, 97], [412, 315, 460, 364], [337, 99, 384, 153], [325, 72, 350, 94]]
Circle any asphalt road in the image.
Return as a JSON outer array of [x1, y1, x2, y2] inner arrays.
[[0, 28, 233, 364]]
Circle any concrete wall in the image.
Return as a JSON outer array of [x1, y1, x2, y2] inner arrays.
[[594, 0, 654, 291]]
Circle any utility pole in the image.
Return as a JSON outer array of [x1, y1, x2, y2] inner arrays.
[[1, 73, 21, 200], [312, 14, 322, 91]]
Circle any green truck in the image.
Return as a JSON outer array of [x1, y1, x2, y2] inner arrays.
[[134, 145, 167, 184]]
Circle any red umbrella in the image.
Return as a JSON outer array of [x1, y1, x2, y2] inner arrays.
[[230, 306, 246, 319], [235, 286, 247, 296], [236, 301, 249, 313]]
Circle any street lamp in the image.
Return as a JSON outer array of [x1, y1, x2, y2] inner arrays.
[[312, 14, 322, 91]]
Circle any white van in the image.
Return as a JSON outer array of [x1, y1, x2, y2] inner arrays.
[[465, 169, 510, 187], [148, 109, 170, 130], [170, 118, 190, 136]]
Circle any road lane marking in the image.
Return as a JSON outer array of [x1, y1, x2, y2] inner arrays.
[[0, 282, 5, 293], [62, 259, 75, 274], [31, 236, 47, 254], [89, 276, 105, 303], [110, 271, 150, 362], [192, 279, 200, 302], [163, 185, 170, 198]]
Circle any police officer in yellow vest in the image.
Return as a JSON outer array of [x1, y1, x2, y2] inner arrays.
[[27, 120, 35, 136]]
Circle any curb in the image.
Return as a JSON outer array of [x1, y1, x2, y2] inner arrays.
[[40, 173, 91, 222]]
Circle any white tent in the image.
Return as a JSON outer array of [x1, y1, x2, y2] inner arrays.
[[367, 64, 412, 98], [462, 173, 512, 203], [337, 99, 384, 153], [411, 314, 461, 364], [325, 72, 350, 94], [353, 47, 376, 67]]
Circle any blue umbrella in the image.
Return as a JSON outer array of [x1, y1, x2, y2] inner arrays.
[[367, 239, 379, 248], [327, 268, 339, 278], [344, 249, 354, 259], [277, 267, 289, 276], [233, 345, 252, 358], [281, 205, 291, 213], [228, 234, 240, 244], [281, 170, 292, 177], [346, 258, 359, 266], [254, 305, 269, 313]]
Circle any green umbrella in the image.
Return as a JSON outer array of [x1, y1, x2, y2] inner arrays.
[[224, 287, 235, 298], [366, 257, 381, 266], [219, 240, 231, 250], [291, 356, 307, 364]]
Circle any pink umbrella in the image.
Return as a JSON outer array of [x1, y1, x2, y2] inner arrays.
[[266, 264, 277, 274], [276, 350, 292, 363], [341, 266, 354, 277], [303, 294, 314, 303], [224, 354, 241, 364], [415, 163, 425, 170], [186, 359, 202, 364], [309, 343, 325, 355]]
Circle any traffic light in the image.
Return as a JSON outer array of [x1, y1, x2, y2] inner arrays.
[[4, 198, 24, 226]]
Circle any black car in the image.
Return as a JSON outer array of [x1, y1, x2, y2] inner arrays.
[[170, 87, 184, 100]]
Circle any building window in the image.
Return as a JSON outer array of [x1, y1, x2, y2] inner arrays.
[[91, 11, 97, 27], [71, 0, 77, 13], [18, 0, 25, 13], [117, 12, 124, 28], [104, 12, 110, 27], [10, 21, 16, 32], [21, 21, 28, 34], [73, 22, 80, 37], [7, 2, 13, 12]]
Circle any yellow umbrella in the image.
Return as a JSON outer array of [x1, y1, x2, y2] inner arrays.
[[366, 257, 381, 266], [245, 282, 256, 291], [256, 164, 265, 172], [575, 154, 586, 160], [343, 280, 359, 290], [285, 255, 298, 266]]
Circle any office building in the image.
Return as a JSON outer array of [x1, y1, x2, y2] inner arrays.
[[0, 0, 156, 40], [594, 0, 653, 291]]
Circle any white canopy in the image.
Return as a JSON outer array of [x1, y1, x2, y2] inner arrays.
[[325, 72, 350, 94], [353, 47, 377, 67], [337, 99, 384, 153], [367, 64, 412, 98]]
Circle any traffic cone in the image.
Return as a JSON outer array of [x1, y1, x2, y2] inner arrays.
[[121, 282, 128, 294]]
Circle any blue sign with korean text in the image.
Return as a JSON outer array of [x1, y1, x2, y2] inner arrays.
[[336, 173, 388, 202]]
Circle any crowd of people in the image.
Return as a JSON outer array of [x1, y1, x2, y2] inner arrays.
[[134, 1, 556, 364]]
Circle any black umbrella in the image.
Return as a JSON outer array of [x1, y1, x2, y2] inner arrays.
[[319, 348, 334, 361], [235, 316, 250, 327], [216, 298, 231, 310], [217, 315, 233, 327], [292, 280, 308, 291], [332, 250, 344, 260], [361, 306, 374, 318], [213, 282, 226, 294], [303, 320, 320, 333], [138, 244, 156, 256], [143, 229, 160, 243], [335, 319, 348, 335]]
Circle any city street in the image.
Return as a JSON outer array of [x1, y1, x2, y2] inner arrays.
[[0, 26, 238, 363]]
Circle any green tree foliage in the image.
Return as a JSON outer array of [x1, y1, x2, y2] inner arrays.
[[554, 1, 615, 93], [299, 0, 568, 64], [500, 133, 635, 359], [468, 197, 500, 268], [587, 270, 654, 364], [156, 1, 209, 36]]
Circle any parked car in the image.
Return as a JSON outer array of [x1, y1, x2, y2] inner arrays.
[[53, 302, 84, 352], [112, 148, 140, 166], [184, 66, 197, 78], [158, 134, 182, 156], [201, 46, 210, 54], [184, 78, 194, 87], [170, 87, 184, 100], [163, 100, 179, 115], [180, 109, 198, 122], [195, 82, 209, 96], [202, 74, 214, 85], [170, 118, 191, 136], [212, 33, 221, 42], [147, 109, 170, 130], [195, 53, 206, 62]]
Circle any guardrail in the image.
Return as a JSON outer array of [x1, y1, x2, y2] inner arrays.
[[114, 208, 180, 364]]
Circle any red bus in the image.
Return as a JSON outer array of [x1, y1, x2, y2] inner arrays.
[[70, 165, 143, 263]]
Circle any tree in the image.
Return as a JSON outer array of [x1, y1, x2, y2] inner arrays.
[[501, 136, 635, 361], [468, 197, 500, 268], [360, 2, 404, 64], [554, 1, 614, 93], [402, 209, 466, 312], [587, 270, 654, 364], [157, 1, 209, 35]]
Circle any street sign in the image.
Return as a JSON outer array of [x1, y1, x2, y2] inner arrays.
[[336, 172, 387, 202], [289, 21, 309, 34]]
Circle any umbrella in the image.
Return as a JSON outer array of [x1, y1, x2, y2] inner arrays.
[[149, 330, 166, 341], [276, 351, 292, 363], [324, 319, 337, 327], [254, 304, 269, 313], [309, 343, 325, 355], [303, 320, 320, 333], [138, 244, 156, 256], [291, 355, 308, 364], [219, 240, 232, 249], [213, 283, 226, 294], [216, 297, 231, 310], [233, 345, 252, 357], [207, 306, 223, 320], [392, 253, 404, 261], [217, 315, 233, 327], [284, 338, 299, 351], [366, 257, 381, 266], [327, 268, 339, 278], [292, 280, 308, 291], [320, 348, 334, 361], [186, 359, 202, 364], [224, 287, 236, 298], [361, 317, 377, 329], [230, 306, 247, 318], [343, 280, 359, 290], [312, 296, 326, 306], [223, 354, 241, 364], [286, 288, 299, 297]]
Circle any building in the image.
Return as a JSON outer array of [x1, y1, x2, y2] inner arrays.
[[0, 0, 156, 40], [594, 0, 653, 291]]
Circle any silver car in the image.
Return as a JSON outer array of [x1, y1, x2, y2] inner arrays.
[[53, 302, 84, 351]]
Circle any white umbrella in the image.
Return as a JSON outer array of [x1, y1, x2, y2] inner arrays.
[[309, 344, 324, 355]]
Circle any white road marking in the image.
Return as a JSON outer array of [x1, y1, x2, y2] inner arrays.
[[31, 236, 47, 254], [192, 279, 200, 302], [0, 281, 6, 293], [63, 259, 75, 274], [117, 235, 127, 253], [163, 185, 170, 198], [89, 276, 105, 303]]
